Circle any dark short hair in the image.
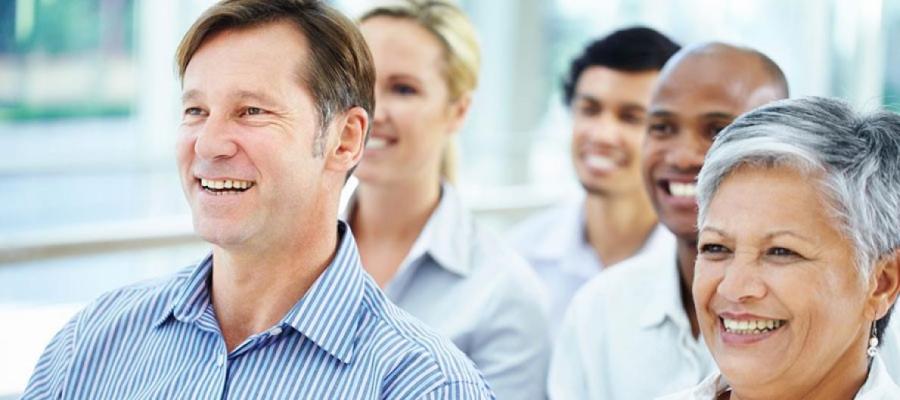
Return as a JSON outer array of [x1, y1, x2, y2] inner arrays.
[[562, 26, 680, 106], [175, 0, 375, 158]]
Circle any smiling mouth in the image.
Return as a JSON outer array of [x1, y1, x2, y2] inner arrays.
[[366, 137, 396, 150], [721, 317, 787, 335], [659, 180, 697, 198], [198, 178, 255, 195]]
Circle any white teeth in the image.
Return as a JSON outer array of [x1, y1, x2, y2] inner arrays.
[[669, 182, 697, 197], [366, 137, 389, 150], [584, 155, 617, 171], [723, 318, 785, 335], [200, 178, 254, 191]]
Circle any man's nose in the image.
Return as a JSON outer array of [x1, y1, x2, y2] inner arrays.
[[194, 114, 238, 161], [664, 133, 706, 171]]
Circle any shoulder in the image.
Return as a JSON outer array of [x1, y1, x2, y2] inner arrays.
[[468, 222, 549, 310], [359, 284, 493, 395], [505, 203, 578, 254], [566, 250, 667, 321], [75, 265, 194, 335]]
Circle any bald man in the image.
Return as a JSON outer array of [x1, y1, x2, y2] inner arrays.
[[547, 43, 789, 400]]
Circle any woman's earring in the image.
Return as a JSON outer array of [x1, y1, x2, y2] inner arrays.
[[867, 321, 879, 357]]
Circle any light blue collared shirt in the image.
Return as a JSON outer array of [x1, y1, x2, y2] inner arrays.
[[24, 222, 494, 399], [346, 184, 551, 400]]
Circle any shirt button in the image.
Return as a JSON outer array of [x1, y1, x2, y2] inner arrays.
[[269, 327, 283, 336], [215, 354, 226, 367]]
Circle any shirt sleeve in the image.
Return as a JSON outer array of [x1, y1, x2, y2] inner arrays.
[[21, 312, 80, 399], [417, 381, 496, 400]]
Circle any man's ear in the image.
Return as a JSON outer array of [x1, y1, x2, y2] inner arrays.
[[445, 93, 472, 135], [866, 248, 900, 321], [325, 106, 368, 175]]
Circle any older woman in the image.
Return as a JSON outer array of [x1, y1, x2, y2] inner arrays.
[[661, 97, 900, 399], [346, 1, 550, 399]]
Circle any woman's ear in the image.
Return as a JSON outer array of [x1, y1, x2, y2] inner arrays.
[[867, 248, 900, 320], [445, 93, 472, 135], [325, 106, 368, 175]]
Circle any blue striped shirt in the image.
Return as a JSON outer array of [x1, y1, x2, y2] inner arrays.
[[23, 223, 494, 399]]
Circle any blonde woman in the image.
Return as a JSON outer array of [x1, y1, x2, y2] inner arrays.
[[346, 1, 550, 398]]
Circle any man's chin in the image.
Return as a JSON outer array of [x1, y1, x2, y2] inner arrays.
[[581, 182, 612, 197], [193, 221, 253, 249]]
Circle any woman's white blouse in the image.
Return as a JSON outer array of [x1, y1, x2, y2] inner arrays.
[[656, 354, 900, 399], [344, 183, 551, 400]]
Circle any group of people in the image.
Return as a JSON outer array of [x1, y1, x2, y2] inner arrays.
[[22, 0, 900, 399]]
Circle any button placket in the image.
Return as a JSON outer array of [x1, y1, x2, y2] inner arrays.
[[215, 353, 226, 367]]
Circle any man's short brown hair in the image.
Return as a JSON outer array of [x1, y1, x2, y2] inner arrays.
[[175, 0, 375, 156]]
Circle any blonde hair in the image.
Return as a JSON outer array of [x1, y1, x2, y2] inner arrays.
[[360, 0, 480, 183]]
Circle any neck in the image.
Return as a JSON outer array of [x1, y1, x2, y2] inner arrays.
[[583, 190, 657, 267], [350, 176, 441, 286], [353, 177, 441, 238], [730, 342, 870, 400], [210, 193, 340, 352], [677, 236, 700, 338]]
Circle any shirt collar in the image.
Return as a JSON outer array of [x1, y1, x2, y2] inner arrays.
[[637, 238, 687, 330], [527, 198, 586, 261], [682, 371, 730, 399], [280, 222, 365, 364], [412, 183, 472, 277], [685, 354, 899, 399], [153, 253, 214, 327], [857, 354, 900, 398], [154, 222, 366, 364], [343, 182, 473, 278]]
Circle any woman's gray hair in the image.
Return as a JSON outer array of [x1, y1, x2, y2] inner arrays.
[[697, 96, 900, 276], [696, 96, 900, 341]]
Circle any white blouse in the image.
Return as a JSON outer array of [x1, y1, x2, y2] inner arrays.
[[344, 183, 551, 400], [657, 354, 900, 400]]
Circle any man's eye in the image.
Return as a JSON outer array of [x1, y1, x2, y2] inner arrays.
[[648, 123, 675, 136], [184, 107, 204, 116], [620, 113, 645, 125], [577, 105, 600, 117], [708, 125, 727, 139], [244, 107, 265, 116]]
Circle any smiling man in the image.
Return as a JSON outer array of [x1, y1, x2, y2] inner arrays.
[[23, 1, 493, 399], [547, 43, 789, 400], [508, 28, 679, 332]]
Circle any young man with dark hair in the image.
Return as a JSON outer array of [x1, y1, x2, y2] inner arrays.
[[549, 42, 790, 400], [509, 27, 680, 332]]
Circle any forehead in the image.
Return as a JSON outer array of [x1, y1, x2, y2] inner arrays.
[[575, 66, 659, 103], [650, 53, 772, 118], [360, 16, 445, 78], [708, 165, 837, 236], [183, 20, 309, 93]]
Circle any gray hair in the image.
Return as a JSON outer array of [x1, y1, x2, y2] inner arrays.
[[696, 96, 900, 341], [697, 96, 900, 276]]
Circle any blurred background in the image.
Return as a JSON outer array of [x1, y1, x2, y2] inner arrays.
[[1, 0, 899, 396]]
